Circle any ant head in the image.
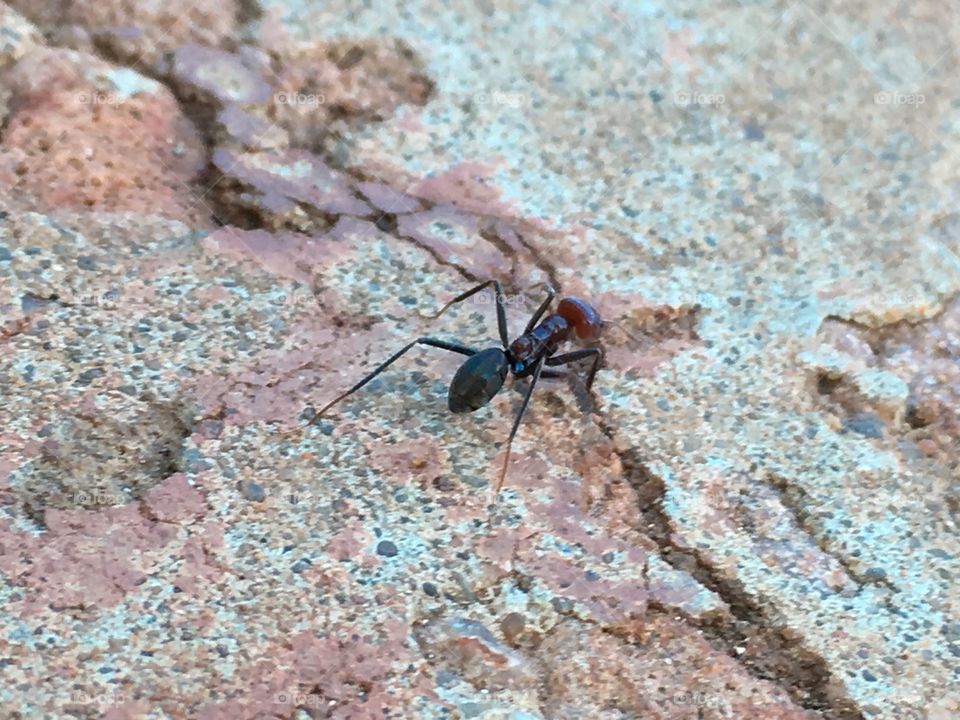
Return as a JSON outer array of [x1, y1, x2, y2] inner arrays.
[[448, 347, 508, 414]]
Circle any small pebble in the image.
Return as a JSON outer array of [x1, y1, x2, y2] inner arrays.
[[291, 559, 311, 574], [239, 482, 266, 502], [917, 438, 939, 456], [377, 540, 398, 557], [863, 567, 887, 582], [21, 293, 52, 311], [75, 368, 106, 385], [844, 412, 884, 439], [422, 582, 439, 597], [500, 612, 525, 644], [743, 119, 765, 140]]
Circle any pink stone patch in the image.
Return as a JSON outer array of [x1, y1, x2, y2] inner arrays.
[[202, 226, 337, 285], [212, 147, 371, 216], [355, 180, 422, 214], [142, 473, 207, 523], [409, 160, 512, 218], [172, 44, 273, 105], [0, 504, 177, 613]]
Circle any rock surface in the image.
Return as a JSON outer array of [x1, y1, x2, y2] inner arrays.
[[1, 1, 958, 719]]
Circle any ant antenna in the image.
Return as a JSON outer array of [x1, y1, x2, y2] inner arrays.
[[601, 319, 645, 347]]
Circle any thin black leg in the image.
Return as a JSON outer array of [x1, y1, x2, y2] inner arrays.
[[546, 347, 603, 390], [424, 280, 510, 348], [539, 369, 566, 380], [307, 337, 478, 425], [524, 283, 556, 333], [495, 355, 545, 494]]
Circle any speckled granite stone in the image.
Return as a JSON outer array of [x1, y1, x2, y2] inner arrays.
[[1, 1, 958, 718]]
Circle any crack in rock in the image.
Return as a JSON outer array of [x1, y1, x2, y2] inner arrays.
[[603, 439, 863, 719]]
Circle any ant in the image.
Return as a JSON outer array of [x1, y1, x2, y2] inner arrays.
[[305, 280, 605, 494]]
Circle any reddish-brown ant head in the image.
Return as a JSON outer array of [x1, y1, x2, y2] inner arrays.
[[448, 347, 509, 413], [557, 297, 602, 341]]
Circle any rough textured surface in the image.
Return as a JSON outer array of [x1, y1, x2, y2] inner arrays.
[[1, 0, 959, 718], [0, 45, 209, 223], [7, 0, 239, 66]]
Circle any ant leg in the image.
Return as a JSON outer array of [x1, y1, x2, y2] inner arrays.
[[495, 355, 545, 495], [424, 280, 510, 348], [539, 369, 566, 380], [523, 283, 556, 333], [546, 348, 603, 390], [307, 337, 478, 425]]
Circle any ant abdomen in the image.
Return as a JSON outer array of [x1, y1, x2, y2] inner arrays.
[[557, 297, 602, 341]]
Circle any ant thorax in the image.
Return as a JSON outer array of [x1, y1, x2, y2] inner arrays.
[[508, 314, 570, 376]]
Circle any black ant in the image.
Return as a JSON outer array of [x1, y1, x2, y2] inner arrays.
[[305, 280, 605, 494]]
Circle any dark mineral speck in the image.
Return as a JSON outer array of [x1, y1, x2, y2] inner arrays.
[[743, 119, 765, 140], [500, 612, 525, 644], [75, 368, 106, 385], [239, 482, 266, 502], [844, 412, 884, 439], [21, 293, 54, 311], [864, 567, 888, 582], [377, 540, 398, 557], [433, 476, 456, 491]]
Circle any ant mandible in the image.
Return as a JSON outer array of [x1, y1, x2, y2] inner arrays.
[[305, 280, 604, 494]]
